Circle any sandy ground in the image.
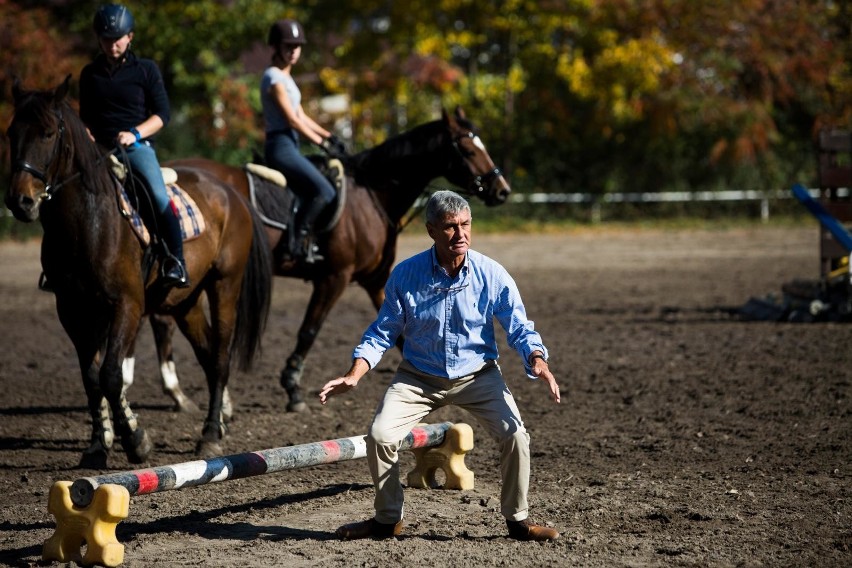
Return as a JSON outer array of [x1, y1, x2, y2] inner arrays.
[[0, 226, 849, 567]]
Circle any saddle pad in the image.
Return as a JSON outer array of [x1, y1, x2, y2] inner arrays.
[[168, 184, 206, 240], [118, 186, 150, 245], [117, 183, 206, 245], [245, 168, 294, 231], [243, 159, 346, 233]]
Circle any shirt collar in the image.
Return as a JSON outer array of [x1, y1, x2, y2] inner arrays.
[[430, 246, 469, 277]]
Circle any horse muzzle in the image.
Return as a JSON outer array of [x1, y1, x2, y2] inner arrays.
[[494, 178, 511, 204], [5, 182, 47, 222], [485, 174, 512, 207]]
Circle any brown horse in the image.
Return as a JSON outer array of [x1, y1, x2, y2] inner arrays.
[[4, 77, 272, 467], [167, 106, 510, 412]]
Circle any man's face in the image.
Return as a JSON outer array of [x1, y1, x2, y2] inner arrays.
[[427, 208, 472, 263]]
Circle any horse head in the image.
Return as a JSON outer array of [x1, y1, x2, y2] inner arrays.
[[5, 76, 75, 222], [442, 106, 511, 207]]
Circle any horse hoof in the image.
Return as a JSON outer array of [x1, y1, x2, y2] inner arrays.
[[196, 440, 223, 457], [286, 400, 308, 413], [79, 450, 108, 470], [122, 428, 152, 464]]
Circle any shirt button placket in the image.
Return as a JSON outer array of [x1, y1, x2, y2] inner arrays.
[[445, 292, 455, 372]]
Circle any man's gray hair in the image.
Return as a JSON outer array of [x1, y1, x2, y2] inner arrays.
[[425, 190, 471, 225]]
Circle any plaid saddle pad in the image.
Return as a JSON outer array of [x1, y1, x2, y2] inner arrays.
[[118, 182, 206, 246]]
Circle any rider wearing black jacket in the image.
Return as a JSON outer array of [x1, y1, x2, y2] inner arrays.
[[79, 3, 188, 289]]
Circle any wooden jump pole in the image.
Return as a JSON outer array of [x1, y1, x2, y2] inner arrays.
[[43, 422, 474, 567]]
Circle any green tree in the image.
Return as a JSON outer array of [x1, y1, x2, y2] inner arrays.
[[2, 0, 850, 216], [128, 1, 284, 163]]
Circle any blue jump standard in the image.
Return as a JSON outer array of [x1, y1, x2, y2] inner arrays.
[[70, 422, 453, 508], [792, 183, 852, 252]]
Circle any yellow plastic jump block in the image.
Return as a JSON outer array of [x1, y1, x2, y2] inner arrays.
[[43, 480, 129, 567], [407, 422, 475, 490]]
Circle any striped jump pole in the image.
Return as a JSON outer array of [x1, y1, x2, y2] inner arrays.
[[43, 422, 474, 567]]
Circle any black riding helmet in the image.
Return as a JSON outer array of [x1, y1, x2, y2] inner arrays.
[[93, 4, 135, 39], [268, 19, 306, 46]]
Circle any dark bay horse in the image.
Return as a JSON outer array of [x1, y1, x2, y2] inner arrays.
[[4, 78, 272, 467], [168, 107, 510, 412]]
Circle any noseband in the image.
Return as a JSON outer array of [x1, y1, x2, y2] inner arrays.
[[12, 109, 69, 202], [451, 131, 503, 195]]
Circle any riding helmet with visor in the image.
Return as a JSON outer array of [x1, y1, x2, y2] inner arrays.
[[268, 19, 306, 46], [93, 4, 135, 39]]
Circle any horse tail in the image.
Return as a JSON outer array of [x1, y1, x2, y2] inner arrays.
[[231, 204, 273, 371]]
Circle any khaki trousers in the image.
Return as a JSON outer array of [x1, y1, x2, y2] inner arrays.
[[367, 360, 531, 524]]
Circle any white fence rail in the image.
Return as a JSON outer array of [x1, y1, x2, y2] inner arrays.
[[509, 187, 849, 222]]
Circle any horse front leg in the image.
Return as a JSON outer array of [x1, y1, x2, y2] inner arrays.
[[282, 274, 350, 412], [56, 298, 117, 468], [102, 306, 152, 465], [173, 301, 229, 457], [79, 358, 113, 469]]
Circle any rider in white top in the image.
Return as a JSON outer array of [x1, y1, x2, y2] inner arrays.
[[261, 19, 343, 264]]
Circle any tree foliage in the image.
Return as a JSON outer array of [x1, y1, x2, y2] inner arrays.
[[1, 0, 850, 201]]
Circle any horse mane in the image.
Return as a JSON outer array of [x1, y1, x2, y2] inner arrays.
[[16, 86, 113, 195], [351, 120, 442, 165], [346, 112, 478, 191], [347, 118, 444, 190]]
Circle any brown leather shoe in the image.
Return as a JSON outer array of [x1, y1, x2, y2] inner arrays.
[[336, 518, 403, 540], [506, 519, 560, 541]]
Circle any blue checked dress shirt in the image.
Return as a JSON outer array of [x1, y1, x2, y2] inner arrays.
[[354, 247, 548, 379]]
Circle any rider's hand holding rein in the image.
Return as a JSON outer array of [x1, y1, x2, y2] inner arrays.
[[319, 134, 347, 158], [116, 130, 138, 147], [116, 115, 165, 147]]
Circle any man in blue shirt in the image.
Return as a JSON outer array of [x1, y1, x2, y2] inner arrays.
[[319, 190, 561, 542]]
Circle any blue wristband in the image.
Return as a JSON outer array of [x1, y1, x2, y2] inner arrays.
[[130, 128, 141, 142]]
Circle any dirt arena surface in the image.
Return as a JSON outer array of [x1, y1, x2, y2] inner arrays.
[[0, 226, 849, 567]]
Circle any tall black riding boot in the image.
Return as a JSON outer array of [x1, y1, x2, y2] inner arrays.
[[289, 197, 327, 264], [159, 208, 190, 289]]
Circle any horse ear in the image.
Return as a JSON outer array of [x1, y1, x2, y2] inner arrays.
[[443, 107, 457, 128], [454, 106, 466, 120], [12, 76, 22, 104], [53, 74, 72, 103]]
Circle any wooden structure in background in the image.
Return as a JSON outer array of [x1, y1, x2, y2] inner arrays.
[[817, 129, 852, 278]]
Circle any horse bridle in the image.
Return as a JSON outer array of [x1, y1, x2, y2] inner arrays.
[[11, 109, 75, 203], [451, 131, 503, 196], [397, 130, 504, 233]]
